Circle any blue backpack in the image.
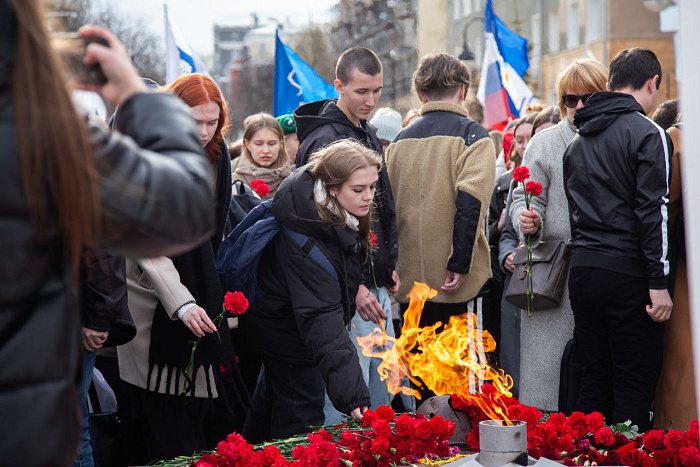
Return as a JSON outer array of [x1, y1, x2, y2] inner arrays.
[[216, 200, 338, 301]]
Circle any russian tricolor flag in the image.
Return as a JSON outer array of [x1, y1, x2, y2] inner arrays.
[[477, 0, 534, 129]]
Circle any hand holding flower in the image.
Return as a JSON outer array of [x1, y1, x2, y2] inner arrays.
[[182, 305, 217, 338], [519, 209, 541, 235]]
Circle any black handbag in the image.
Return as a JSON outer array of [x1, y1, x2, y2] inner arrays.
[[505, 240, 572, 311]]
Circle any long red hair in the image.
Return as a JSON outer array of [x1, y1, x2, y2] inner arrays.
[[166, 74, 229, 163]]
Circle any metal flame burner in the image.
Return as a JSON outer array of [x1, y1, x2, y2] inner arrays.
[[477, 420, 528, 466]]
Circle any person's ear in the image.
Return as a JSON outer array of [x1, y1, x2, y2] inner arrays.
[[605, 81, 610, 91], [649, 75, 659, 93], [334, 79, 344, 95], [459, 84, 466, 101], [419, 93, 429, 104]]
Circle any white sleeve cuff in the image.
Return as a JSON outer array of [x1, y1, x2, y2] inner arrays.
[[176, 301, 197, 320]]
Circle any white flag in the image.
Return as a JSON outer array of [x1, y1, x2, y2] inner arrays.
[[164, 3, 209, 84]]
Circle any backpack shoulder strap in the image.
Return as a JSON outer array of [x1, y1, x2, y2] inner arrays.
[[282, 226, 338, 282]]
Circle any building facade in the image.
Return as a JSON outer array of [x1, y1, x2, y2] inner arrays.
[[540, 0, 677, 106]]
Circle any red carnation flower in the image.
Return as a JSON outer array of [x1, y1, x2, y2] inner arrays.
[[224, 291, 249, 316], [525, 181, 543, 197], [664, 429, 688, 450], [643, 429, 666, 451], [679, 446, 700, 467], [219, 365, 228, 375], [250, 179, 271, 198], [593, 427, 616, 447], [512, 166, 530, 182], [369, 231, 378, 246], [375, 405, 395, 422], [584, 412, 605, 433]]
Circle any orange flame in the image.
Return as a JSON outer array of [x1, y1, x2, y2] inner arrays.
[[356, 282, 514, 424]]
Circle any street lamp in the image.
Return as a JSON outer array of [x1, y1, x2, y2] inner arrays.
[[459, 15, 484, 62]]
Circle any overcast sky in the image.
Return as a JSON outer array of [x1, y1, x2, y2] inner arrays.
[[105, 0, 336, 57]]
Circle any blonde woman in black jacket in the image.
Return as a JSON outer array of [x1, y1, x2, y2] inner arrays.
[[0, 2, 215, 464]]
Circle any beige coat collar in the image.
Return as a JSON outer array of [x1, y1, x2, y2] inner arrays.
[[420, 101, 470, 119]]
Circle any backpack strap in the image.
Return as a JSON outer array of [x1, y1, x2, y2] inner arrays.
[[282, 226, 338, 282]]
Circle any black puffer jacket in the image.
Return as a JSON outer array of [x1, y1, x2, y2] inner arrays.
[[240, 167, 371, 414], [0, 6, 214, 462], [295, 99, 398, 289], [563, 92, 673, 289]]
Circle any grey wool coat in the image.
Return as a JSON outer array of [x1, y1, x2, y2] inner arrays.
[[509, 118, 577, 411]]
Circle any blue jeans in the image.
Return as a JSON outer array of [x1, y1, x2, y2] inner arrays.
[[324, 287, 414, 423], [74, 350, 96, 467]]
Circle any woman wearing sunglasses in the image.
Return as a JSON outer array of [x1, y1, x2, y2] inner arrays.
[[508, 59, 608, 412]]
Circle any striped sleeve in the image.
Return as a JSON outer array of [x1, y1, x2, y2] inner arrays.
[[636, 114, 672, 288]]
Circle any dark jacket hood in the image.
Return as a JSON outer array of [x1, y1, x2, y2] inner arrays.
[[0, 1, 16, 91], [294, 98, 372, 145], [574, 92, 645, 136], [272, 165, 360, 253]]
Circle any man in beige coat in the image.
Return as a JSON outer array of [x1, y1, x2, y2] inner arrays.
[[385, 54, 495, 402]]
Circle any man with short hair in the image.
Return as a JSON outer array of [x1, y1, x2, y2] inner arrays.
[[294, 47, 400, 417], [385, 53, 495, 403], [563, 47, 673, 431]]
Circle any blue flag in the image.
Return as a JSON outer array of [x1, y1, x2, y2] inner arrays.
[[484, 0, 530, 77], [273, 32, 338, 117]]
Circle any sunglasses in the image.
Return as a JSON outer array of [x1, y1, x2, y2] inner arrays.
[[562, 93, 593, 109]]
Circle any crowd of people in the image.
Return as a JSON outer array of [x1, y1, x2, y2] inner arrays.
[[0, 0, 692, 465]]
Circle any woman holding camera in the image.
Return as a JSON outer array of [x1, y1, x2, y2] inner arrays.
[[0, 1, 216, 464]]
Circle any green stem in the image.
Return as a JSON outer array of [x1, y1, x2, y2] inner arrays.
[[524, 190, 533, 317]]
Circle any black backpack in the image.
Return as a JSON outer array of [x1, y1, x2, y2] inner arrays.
[[224, 180, 262, 236]]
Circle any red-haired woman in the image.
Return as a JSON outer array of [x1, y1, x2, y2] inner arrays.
[[118, 74, 246, 460]]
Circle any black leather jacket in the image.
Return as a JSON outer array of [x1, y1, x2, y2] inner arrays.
[[0, 13, 214, 463]]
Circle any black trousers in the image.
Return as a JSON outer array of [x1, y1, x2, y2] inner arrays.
[[243, 357, 325, 443], [137, 388, 217, 462], [569, 267, 665, 432]]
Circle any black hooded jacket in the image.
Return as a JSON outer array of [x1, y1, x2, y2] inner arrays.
[[294, 99, 398, 289], [563, 92, 672, 289], [239, 167, 371, 414]]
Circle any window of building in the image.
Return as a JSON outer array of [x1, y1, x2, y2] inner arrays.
[[548, 11, 560, 53], [587, 0, 600, 42], [567, 1, 580, 49]]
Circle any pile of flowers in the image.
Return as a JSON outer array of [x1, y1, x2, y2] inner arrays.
[[156, 406, 459, 466], [451, 383, 700, 466]]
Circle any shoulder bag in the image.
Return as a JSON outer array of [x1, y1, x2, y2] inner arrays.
[[505, 240, 572, 311]]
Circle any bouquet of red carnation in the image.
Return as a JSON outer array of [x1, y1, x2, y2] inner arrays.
[[250, 179, 271, 198], [511, 166, 543, 316]]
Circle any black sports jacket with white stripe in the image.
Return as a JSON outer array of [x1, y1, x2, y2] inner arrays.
[[563, 91, 673, 289]]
